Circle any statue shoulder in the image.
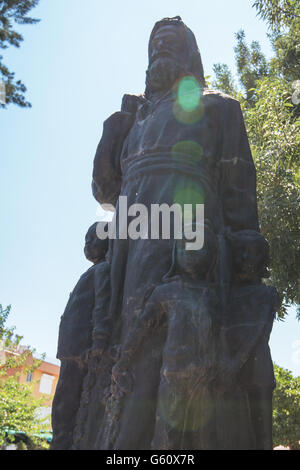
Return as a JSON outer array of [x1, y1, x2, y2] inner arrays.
[[93, 260, 110, 284], [94, 259, 110, 274], [203, 88, 241, 111], [101, 94, 146, 134], [101, 94, 145, 133], [121, 93, 146, 114], [72, 265, 95, 289], [255, 284, 280, 304], [266, 285, 281, 313], [103, 110, 133, 128]]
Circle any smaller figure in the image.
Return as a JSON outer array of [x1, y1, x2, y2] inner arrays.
[[51, 223, 110, 450], [112, 222, 219, 450], [220, 229, 280, 450]]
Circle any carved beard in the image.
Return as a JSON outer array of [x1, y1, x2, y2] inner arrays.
[[146, 57, 184, 95]]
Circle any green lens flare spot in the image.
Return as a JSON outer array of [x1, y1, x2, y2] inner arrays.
[[177, 76, 201, 111], [173, 182, 205, 222], [158, 383, 214, 431], [173, 76, 204, 125], [171, 140, 203, 165]]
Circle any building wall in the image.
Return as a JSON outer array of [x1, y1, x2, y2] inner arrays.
[[1, 349, 60, 407], [18, 360, 60, 405]]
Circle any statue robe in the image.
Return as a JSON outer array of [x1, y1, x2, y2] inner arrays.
[[92, 89, 260, 449], [53, 260, 110, 450]]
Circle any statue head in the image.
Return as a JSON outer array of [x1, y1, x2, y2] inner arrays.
[[164, 221, 218, 282], [84, 222, 109, 264], [145, 16, 205, 98], [228, 230, 270, 281]]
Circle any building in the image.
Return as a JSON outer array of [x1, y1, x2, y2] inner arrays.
[[0, 343, 60, 408]]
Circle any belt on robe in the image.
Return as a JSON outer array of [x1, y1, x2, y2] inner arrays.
[[121, 151, 212, 188]]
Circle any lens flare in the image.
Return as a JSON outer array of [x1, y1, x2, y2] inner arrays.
[[173, 76, 204, 124], [157, 381, 214, 432], [173, 182, 205, 223], [171, 140, 203, 165], [177, 76, 201, 111]]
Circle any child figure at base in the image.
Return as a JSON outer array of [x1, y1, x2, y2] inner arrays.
[[112, 222, 219, 450], [221, 229, 280, 450], [51, 223, 110, 450]]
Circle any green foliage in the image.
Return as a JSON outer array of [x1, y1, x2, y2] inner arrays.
[[213, 29, 269, 105], [273, 364, 300, 449], [0, 304, 49, 449], [0, 0, 40, 108], [253, 0, 300, 83], [0, 304, 11, 337], [213, 0, 300, 317], [234, 30, 269, 104], [212, 64, 237, 98], [253, 0, 299, 31], [245, 77, 300, 316], [269, 21, 300, 83]]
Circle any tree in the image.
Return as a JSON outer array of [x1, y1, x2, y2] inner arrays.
[[212, 0, 300, 317], [211, 64, 237, 98], [234, 29, 269, 105], [0, 304, 49, 449], [253, 0, 300, 83], [0, 0, 40, 108], [273, 364, 300, 449], [246, 78, 300, 315]]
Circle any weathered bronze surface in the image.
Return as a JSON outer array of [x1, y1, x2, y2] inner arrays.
[[51, 17, 279, 450]]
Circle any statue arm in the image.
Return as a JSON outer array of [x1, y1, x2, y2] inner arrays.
[[92, 94, 143, 206], [90, 263, 111, 355], [219, 97, 259, 232], [219, 288, 279, 386], [216, 97, 260, 320], [219, 322, 264, 390]]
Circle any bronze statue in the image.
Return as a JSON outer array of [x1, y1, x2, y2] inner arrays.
[[52, 16, 279, 450]]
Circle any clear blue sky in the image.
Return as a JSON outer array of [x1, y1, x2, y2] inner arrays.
[[0, 0, 299, 374]]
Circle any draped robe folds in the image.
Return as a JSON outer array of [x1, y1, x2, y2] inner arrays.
[[91, 89, 260, 450]]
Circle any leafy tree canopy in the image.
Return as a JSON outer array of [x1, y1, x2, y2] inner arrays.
[[0, 0, 40, 108], [213, 0, 300, 318]]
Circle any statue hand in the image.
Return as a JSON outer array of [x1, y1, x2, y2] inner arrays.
[[121, 94, 140, 115]]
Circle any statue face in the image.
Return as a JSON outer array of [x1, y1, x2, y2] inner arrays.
[[149, 25, 187, 67], [176, 238, 212, 279], [84, 225, 107, 263], [233, 239, 262, 279], [147, 25, 188, 93]]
